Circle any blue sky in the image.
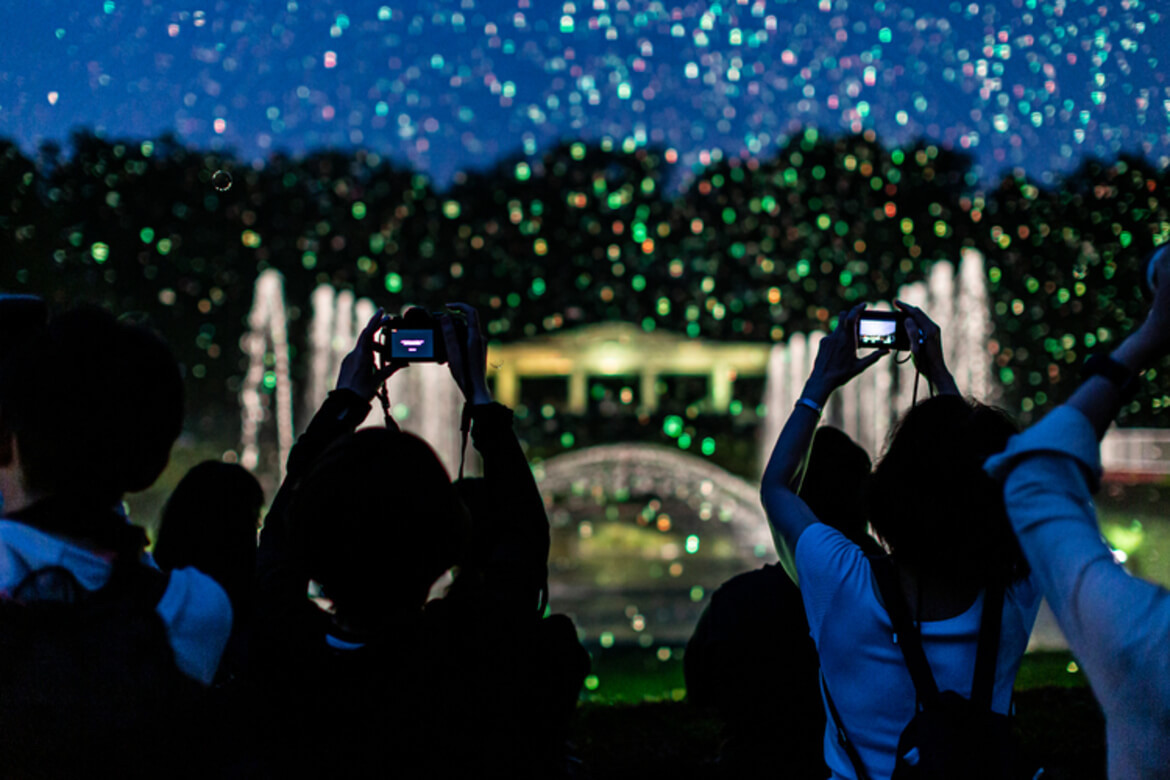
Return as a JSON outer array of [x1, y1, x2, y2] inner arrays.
[[1, 0, 1166, 188]]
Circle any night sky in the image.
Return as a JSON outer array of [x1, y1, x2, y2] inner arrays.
[[1, 0, 1166, 188]]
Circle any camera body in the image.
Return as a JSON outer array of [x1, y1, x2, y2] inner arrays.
[[857, 310, 910, 351], [377, 307, 466, 364]]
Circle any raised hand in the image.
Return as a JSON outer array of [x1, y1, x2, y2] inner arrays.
[[803, 303, 889, 405], [895, 300, 959, 396], [438, 303, 492, 405], [336, 309, 402, 401]]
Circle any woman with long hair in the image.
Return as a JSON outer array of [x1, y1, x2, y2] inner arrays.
[[760, 302, 1040, 780]]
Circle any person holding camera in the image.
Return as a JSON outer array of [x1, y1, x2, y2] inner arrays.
[[250, 303, 586, 778], [761, 303, 1040, 780], [985, 247, 1170, 778]]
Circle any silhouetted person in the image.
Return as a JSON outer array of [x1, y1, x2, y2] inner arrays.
[[155, 461, 263, 607], [762, 303, 1038, 780], [687, 426, 876, 778], [152, 460, 270, 776], [250, 304, 587, 778], [155, 460, 263, 679], [0, 303, 231, 778]]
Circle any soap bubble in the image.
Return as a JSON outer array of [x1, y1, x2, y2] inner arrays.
[[212, 170, 233, 192]]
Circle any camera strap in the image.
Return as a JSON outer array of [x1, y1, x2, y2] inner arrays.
[[376, 381, 394, 428], [459, 402, 472, 480]]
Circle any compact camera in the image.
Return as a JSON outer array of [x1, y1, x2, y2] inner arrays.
[[856, 310, 910, 351], [376, 307, 466, 364]]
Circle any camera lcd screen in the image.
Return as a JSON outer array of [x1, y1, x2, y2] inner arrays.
[[858, 319, 899, 346], [389, 329, 435, 359], [856, 311, 910, 350]]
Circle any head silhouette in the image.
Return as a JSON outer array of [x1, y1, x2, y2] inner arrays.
[[290, 428, 468, 633], [799, 425, 872, 546], [154, 461, 264, 610], [867, 395, 1026, 589], [0, 306, 183, 508]]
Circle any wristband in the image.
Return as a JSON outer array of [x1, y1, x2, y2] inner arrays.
[[795, 397, 824, 416], [1082, 354, 1140, 401]]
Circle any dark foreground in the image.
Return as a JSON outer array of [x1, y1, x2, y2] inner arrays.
[[572, 686, 1106, 779]]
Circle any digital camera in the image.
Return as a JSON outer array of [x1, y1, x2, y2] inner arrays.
[[376, 307, 466, 364]]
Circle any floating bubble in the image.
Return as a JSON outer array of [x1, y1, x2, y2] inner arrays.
[[212, 170, 233, 192]]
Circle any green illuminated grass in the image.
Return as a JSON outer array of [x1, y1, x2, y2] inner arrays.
[[581, 645, 1086, 704]]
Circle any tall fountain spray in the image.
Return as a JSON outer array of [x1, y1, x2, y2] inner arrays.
[[244, 279, 473, 483], [306, 284, 381, 417], [758, 251, 995, 471], [239, 270, 295, 478]]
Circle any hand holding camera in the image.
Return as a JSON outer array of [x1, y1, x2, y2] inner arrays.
[[336, 309, 401, 402], [804, 304, 890, 405], [439, 303, 492, 405], [895, 301, 960, 396], [368, 303, 492, 405], [376, 307, 462, 364]]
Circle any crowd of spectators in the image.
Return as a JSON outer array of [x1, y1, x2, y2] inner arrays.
[[2, 129, 1170, 778]]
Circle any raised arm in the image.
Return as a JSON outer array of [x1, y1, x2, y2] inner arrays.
[[985, 250, 1170, 764], [439, 304, 550, 619], [252, 310, 399, 683], [761, 304, 887, 574], [259, 309, 397, 555]]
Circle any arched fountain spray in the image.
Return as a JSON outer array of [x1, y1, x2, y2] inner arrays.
[[536, 443, 775, 642]]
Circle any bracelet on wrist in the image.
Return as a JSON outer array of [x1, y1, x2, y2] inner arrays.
[[795, 397, 824, 416]]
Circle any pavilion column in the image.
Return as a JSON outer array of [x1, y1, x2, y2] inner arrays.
[[640, 369, 659, 413], [493, 363, 519, 409], [710, 361, 732, 412], [568, 369, 587, 414]]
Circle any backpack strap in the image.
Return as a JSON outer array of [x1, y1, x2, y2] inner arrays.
[[970, 582, 1005, 711], [872, 556, 1007, 713], [80, 557, 172, 613], [821, 671, 871, 780], [870, 556, 940, 706]]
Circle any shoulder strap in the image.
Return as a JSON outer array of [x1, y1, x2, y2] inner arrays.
[[870, 556, 940, 706], [971, 582, 1005, 710], [872, 555, 1008, 713], [821, 671, 871, 780], [89, 558, 172, 611]]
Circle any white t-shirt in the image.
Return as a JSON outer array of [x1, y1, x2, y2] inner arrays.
[[0, 520, 232, 685], [795, 523, 1042, 780]]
